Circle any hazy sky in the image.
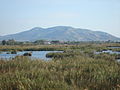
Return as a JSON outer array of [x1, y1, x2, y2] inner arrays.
[[0, 0, 120, 37]]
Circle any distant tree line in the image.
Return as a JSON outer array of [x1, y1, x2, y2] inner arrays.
[[0, 39, 120, 45], [1, 39, 24, 45]]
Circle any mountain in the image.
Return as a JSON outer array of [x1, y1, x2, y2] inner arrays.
[[0, 26, 120, 41]]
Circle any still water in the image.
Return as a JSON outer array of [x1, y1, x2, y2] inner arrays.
[[95, 50, 120, 62], [95, 50, 120, 54], [0, 51, 63, 60]]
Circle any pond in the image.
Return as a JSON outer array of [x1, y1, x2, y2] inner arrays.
[[107, 46, 120, 49], [117, 59, 120, 62], [95, 50, 120, 62], [0, 51, 63, 60], [95, 50, 120, 54]]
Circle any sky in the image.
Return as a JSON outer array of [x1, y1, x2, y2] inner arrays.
[[0, 0, 120, 37]]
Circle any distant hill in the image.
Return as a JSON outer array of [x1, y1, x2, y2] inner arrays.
[[0, 26, 120, 41]]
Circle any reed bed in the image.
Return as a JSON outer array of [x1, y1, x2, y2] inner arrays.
[[0, 43, 120, 89], [0, 55, 120, 90]]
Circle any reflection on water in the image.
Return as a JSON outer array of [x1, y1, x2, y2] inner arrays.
[[95, 50, 120, 54], [117, 59, 120, 62], [0, 51, 63, 60]]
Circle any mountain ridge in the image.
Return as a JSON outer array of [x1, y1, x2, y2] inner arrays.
[[0, 26, 119, 41]]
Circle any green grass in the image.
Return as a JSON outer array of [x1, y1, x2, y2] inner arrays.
[[0, 56, 120, 90], [0, 43, 120, 89]]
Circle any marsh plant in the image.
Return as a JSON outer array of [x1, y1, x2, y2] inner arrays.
[[0, 43, 120, 89], [0, 55, 120, 90]]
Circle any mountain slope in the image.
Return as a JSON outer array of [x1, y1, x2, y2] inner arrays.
[[0, 26, 119, 41]]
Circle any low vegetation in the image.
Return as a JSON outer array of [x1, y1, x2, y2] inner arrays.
[[0, 56, 120, 90], [0, 43, 120, 89]]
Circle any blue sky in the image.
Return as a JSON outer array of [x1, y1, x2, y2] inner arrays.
[[0, 0, 120, 37]]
